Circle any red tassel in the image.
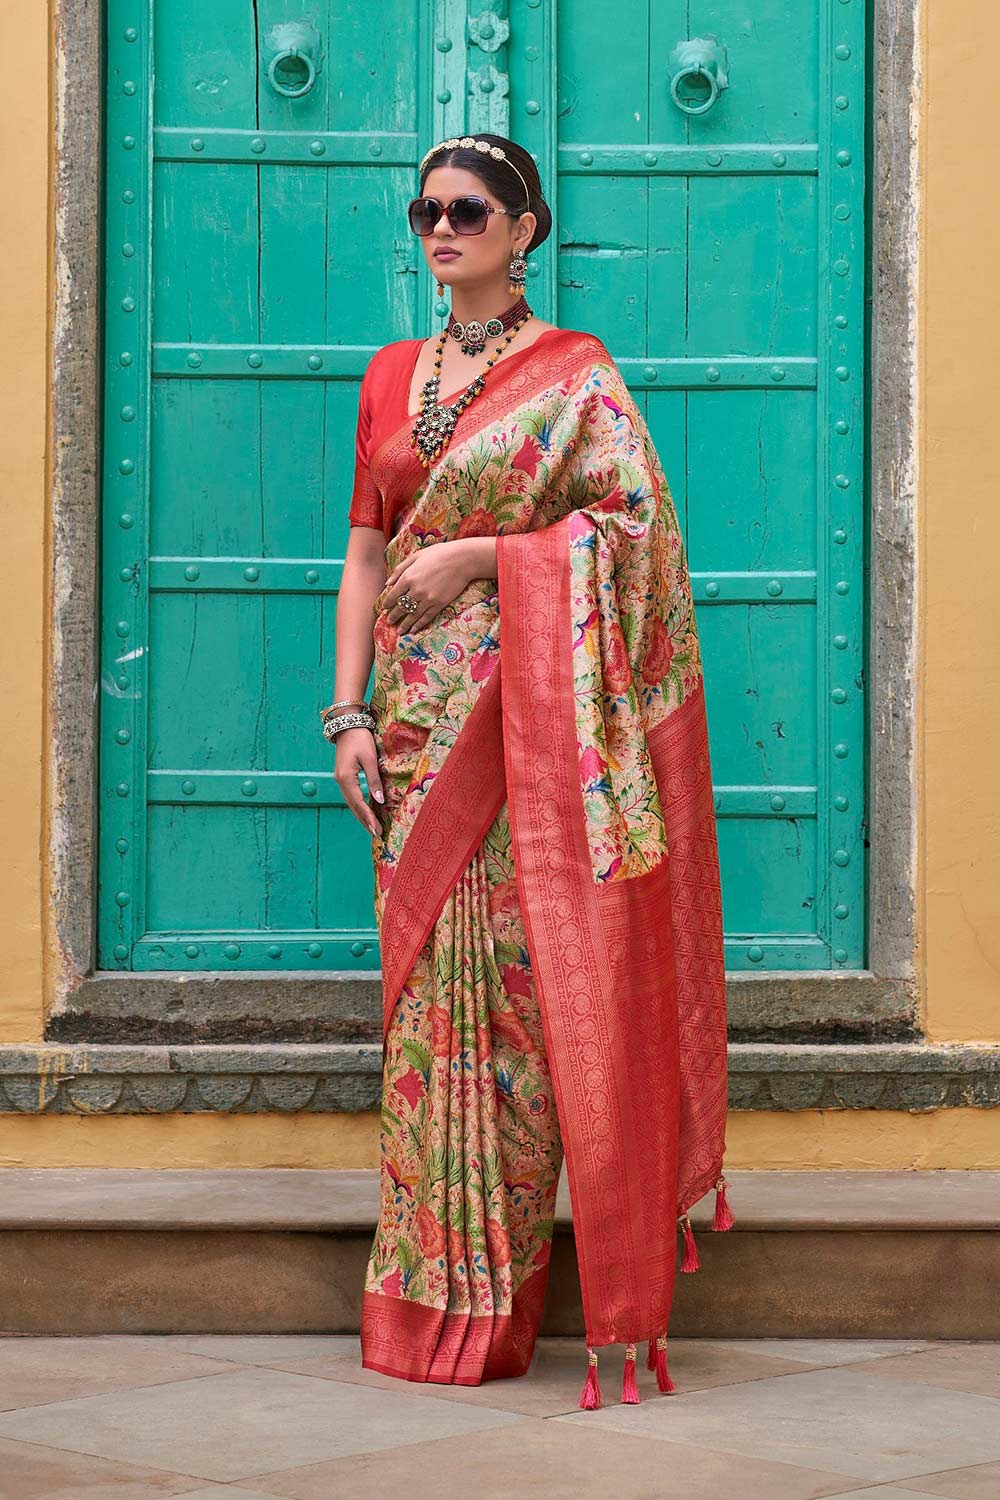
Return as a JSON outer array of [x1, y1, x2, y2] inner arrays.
[[654, 1333, 676, 1392], [622, 1342, 640, 1403], [578, 1345, 602, 1409], [679, 1212, 700, 1272], [711, 1174, 735, 1231], [646, 1335, 657, 1370]]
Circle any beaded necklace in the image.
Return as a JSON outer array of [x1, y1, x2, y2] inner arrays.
[[410, 308, 534, 467], [447, 294, 531, 356]]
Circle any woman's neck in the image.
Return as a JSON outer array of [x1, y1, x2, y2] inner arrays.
[[448, 283, 520, 325]]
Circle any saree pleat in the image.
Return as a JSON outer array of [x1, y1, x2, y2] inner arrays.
[[361, 801, 564, 1383], [351, 329, 730, 1392]]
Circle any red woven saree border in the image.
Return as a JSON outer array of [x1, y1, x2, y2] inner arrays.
[[360, 1261, 549, 1384], [648, 688, 729, 1217], [496, 522, 681, 1348]]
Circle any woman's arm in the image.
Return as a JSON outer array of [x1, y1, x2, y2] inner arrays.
[[378, 535, 498, 631], [454, 535, 498, 582], [333, 526, 389, 837]]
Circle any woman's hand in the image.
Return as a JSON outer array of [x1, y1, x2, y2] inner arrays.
[[334, 727, 385, 838], [376, 538, 493, 633]]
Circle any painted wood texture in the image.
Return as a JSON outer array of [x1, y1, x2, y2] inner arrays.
[[98, 0, 866, 973]]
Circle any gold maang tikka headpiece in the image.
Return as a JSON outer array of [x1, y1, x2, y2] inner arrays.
[[419, 136, 531, 211]]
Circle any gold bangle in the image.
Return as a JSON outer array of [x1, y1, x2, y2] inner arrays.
[[320, 698, 369, 720]]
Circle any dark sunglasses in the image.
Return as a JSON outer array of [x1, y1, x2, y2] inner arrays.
[[407, 194, 520, 237]]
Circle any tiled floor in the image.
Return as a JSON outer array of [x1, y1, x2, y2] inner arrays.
[[0, 1336, 997, 1499]]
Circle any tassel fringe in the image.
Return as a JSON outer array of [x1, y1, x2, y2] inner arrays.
[[578, 1174, 735, 1407], [654, 1332, 676, 1392], [621, 1342, 640, 1403], [578, 1345, 602, 1409], [712, 1173, 735, 1231], [679, 1211, 700, 1272], [580, 1337, 679, 1406]]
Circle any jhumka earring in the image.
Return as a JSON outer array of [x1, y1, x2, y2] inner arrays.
[[508, 247, 527, 295], [436, 279, 445, 298]]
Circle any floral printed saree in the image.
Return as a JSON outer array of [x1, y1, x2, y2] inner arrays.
[[347, 327, 731, 1404]]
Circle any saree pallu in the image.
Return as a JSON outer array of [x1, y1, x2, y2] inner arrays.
[[354, 330, 731, 1400]]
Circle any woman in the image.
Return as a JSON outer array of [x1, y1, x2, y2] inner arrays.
[[326, 132, 732, 1408]]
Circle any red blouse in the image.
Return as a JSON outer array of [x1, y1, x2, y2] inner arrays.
[[348, 329, 568, 538]]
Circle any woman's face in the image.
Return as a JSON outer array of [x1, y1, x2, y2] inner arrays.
[[415, 164, 535, 291]]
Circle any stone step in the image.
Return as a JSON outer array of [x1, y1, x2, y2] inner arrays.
[[1, 1168, 996, 1339], [43, 970, 918, 1044]]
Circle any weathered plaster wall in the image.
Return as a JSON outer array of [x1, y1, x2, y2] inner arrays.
[[919, 0, 1000, 1041], [0, 0, 49, 1042], [1, 1106, 998, 1172]]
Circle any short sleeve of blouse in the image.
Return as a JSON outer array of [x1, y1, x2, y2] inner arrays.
[[347, 359, 384, 530]]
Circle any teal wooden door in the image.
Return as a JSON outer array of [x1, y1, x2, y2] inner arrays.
[[99, 1, 866, 973]]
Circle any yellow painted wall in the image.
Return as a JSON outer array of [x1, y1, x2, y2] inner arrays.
[[0, 0, 48, 1045], [0, 1, 997, 1166], [2, 1107, 1000, 1172], [919, 0, 1000, 1042]]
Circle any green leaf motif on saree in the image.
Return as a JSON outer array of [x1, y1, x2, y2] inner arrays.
[[482, 1146, 504, 1195], [401, 1037, 432, 1079]]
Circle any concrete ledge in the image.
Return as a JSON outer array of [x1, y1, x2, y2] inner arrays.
[[2, 1167, 999, 1231], [45, 972, 385, 1045], [2, 1041, 999, 1114], [45, 969, 916, 1044], [1, 1170, 997, 1338]]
